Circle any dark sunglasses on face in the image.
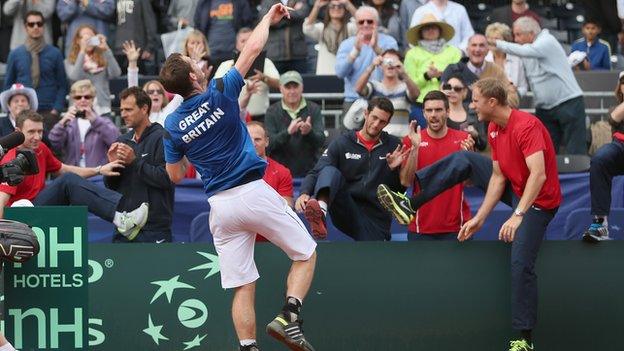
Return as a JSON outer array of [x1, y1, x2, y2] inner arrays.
[[329, 4, 344, 9], [26, 21, 43, 28], [357, 19, 374, 25], [442, 83, 465, 93], [73, 95, 93, 100], [147, 89, 164, 95]]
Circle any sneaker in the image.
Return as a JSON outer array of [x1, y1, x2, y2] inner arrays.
[[376, 184, 415, 225], [266, 314, 315, 351], [582, 222, 611, 243], [239, 344, 260, 351], [304, 199, 326, 240], [116, 203, 149, 241], [509, 339, 533, 351]]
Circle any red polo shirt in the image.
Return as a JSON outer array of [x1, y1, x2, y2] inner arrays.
[[489, 109, 561, 210]]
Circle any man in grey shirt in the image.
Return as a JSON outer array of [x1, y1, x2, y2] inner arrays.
[[491, 16, 587, 155]]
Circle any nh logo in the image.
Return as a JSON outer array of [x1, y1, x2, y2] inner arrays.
[[8, 308, 84, 348], [14, 227, 83, 269]]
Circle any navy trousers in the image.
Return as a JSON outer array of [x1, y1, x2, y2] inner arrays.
[[589, 140, 624, 216], [535, 95, 587, 155]]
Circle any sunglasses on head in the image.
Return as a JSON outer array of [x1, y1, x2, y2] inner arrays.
[[442, 84, 465, 93], [26, 21, 43, 28], [73, 95, 93, 100], [357, 19, 374, 25], [147, 89, 164, 95]]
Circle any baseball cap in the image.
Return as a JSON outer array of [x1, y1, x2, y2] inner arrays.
[[279, 71, 303, 86]]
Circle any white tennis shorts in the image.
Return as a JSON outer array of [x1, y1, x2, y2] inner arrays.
[[208, 179, 317, 289]]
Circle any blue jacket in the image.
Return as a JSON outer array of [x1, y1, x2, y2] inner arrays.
[[4, 45, 68, 112], [571, 38, 611, 71]]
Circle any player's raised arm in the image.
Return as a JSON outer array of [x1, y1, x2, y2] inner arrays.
[[234, 3, 291, 78]]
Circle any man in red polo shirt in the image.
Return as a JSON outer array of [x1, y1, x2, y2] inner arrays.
[[458, 78, 561, 351], [397, 90, 473, 240]]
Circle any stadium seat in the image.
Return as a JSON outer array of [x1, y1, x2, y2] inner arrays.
[[556, 154, 591, 173], [541, 17, 559, 31], [189, 211, 213, 243], [564, 207, 624, 240]]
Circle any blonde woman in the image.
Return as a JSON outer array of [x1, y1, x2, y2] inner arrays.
[[485, 22, 528, 96]]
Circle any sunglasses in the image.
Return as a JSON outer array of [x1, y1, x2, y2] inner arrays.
[[329, 4, 344, 9], [442, 84, 465, 93], [357, 19, 374, 25], [147, 89, 164, 95], [26, 21, 43, 28], [73, 95, 93, 100]]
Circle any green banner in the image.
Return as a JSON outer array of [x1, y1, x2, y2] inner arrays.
[[3, 207, 88, 351]]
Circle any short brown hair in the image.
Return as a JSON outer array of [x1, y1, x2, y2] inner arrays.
[[423, 90, 449, 109], [159, 53, 194, 97], [473, 78, 508, 106], [15, 110, 43, 128], [120, 86, 152, 112]]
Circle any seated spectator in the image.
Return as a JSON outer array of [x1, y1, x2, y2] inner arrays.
[[0, 110, 148, 241], [490, 0, 541, 28], [182, 29, 213, 79], [295, 97, 407, 241], [336, 6, 398, 119], [485, 22, 528, 96], [105, 87, 174, 243], [264, 71, 326, 177], [123, 40, 184, 126], [441, 75, 486, 151], [581, 72, 624, 242], [398, 0, 427, 51], [303, 0, 357, 75], [167, 0, 200, 30], [3, 0, 54, 50], [570, 20, 611, 71], [354, 49, 419, 136], [56, 0, 115, 58], [114, 0, 159, 75], [410, 0, 474, 51], [65, 25, 121, 116], [215, 27, 280, 121], [4, 10, 68, 134], [194, 0, 255, 68], [491, 16, 587, 154], [404, 14, 461, 106], [48, 80, 119, 167], [260, 0, 310, 73], [0, 84, 37, 137], [364, 0, 401, 48]]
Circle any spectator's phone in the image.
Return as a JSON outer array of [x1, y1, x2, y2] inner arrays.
[[87, 36, 100, 47], [75, 110, 86, 119], [234, 50, 266, 79]]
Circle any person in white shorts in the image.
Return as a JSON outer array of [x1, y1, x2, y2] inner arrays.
[[159, 4, 317, 351]]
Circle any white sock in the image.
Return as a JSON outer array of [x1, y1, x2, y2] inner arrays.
[[112, 211, 123, 227], [318, 200, 328, 215], [240, 339, 256, 346], [0, 342, 16, 351]]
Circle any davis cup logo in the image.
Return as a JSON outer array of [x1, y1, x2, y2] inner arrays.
[[143, 251, 220, 349]]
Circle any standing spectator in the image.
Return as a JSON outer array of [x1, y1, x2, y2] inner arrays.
[[260, 0, 310, 73], [354, 49, 419, 136], [65, 25, 121, 116], [0, 83, 37, 137], [398, 0, 426, 51], [105, 87, 174, 243], [264, 71, 326, 177], [364, 0, 400, 48], [485, 22, 528, 96], [404, 14, 461, 105], [215, 27, 280, 121], [397, 91, 471, 240], [459, 78, 561, 351], [3, 0, 54, 50], [442, 75, 487, 151], [490, 0, 541, 28], [335, 6, 398, 119], [194, 0, 255, 68], [570, 20, 612, 71], [492, 16, 587, 154], [181, 30, 213, 78], [581, 73, 624, 242], [409, 0, 474, 52], [114, 0, 159, 75], [295, 97, 407, 241], [303, 0, 357, 75], [56, 0, 115, 58], [48, 80, 119, 167], [4, 10, 68, 134], [167, 0, 200, 30]]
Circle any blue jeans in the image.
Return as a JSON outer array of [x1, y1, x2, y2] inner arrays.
[[589, 140, 624, 216], [34, 173, 122, 222], [511, 205, 556, 330]]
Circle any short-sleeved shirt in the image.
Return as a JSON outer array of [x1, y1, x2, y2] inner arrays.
[[0, 143, 62, 206], [263, 157, 293, 198], [164, 68, 267, 198], [403, 128, 471, 234], [489, 109, 561, 210]]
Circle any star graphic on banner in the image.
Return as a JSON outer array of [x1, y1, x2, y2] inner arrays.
[[150, 275, 195, 304], [183, 334, 207, 350], [143, 314, 169, 345], [188, 252, 220, 279]]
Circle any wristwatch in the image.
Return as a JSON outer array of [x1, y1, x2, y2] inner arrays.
[[513, 209, 525, 217], [95, 165, 102, 175]]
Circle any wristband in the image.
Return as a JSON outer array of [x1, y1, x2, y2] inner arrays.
[[95, 165, 102, 175]]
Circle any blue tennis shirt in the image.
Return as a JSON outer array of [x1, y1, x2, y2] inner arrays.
[[163, 67, 267, 198]]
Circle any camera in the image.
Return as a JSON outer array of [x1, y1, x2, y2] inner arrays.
[[0, 150, 39, 186], [87, 36, 101, 47], [75, 110, 86, 119]]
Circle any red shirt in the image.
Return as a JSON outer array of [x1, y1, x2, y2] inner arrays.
[[356, 131, 378, 152], [257, 157, 293, 242], [0, 143, 62, 206], [403, 128, 471, 234], [489, 109, 561, 210], [614, 131, 624, 143]]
